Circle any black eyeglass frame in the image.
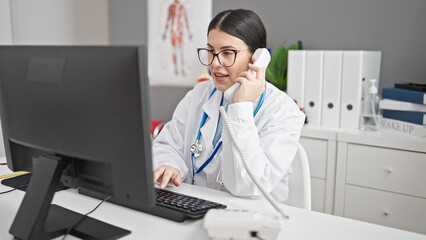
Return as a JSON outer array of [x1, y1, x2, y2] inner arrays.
[[197, 48, 253, 67]]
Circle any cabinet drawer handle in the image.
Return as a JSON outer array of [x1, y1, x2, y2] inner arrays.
[[386, 168, 393, 174], [384, 211, 390, 216]]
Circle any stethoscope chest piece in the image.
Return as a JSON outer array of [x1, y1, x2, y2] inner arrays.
[[190, 140, 202, 157]]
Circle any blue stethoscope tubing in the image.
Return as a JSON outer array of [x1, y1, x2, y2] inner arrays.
[[190, 82, 266, 184]]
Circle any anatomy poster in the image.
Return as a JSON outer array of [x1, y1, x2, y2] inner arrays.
[[148, 0, 212, 87]]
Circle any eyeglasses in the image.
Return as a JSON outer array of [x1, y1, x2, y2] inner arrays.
[[197, 48, 252, 67]]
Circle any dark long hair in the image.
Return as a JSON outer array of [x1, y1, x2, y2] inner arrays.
[[208, 9, 267, 52]]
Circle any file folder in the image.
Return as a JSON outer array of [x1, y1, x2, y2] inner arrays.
[[287, 50, 306, 108], [321, 51, 343, 127], [340, 51, 381, 129], [304, 51, 324, 125]]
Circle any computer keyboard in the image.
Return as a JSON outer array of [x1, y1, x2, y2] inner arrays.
[[154, 188, 227, 220], [79, 186, 227, 222]]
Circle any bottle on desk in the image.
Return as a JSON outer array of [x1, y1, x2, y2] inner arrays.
[[360, 79, 381, 131]]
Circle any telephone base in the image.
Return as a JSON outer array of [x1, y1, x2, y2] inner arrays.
[[203, 209, 284, 240]]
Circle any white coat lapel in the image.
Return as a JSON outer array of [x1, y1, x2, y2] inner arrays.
[[200, 90, 222, 154]]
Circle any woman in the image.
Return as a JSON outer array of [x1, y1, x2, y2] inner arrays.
[[153, 9, 305, 202]]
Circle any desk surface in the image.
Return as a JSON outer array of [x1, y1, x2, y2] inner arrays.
[[1, 164, 425, 240]]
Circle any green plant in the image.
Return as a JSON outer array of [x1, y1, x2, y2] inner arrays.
[[266, 41, 302, 92]]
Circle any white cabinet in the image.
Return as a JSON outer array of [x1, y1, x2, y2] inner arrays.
[[334, 129, 426, 234], [344, 185, 426, 234], [346, 144, 426, 198], [301, 125, 426, 234], [300, 126, 338, 214]]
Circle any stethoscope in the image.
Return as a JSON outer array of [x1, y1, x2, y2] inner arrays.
[[190, 82, 266, 184]]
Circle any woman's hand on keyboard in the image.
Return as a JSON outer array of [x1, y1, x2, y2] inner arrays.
[[153, 165, 182, 189]]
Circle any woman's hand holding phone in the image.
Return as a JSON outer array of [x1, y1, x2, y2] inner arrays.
[[233, 64, 266, 103], [224, 48, 270, 103]]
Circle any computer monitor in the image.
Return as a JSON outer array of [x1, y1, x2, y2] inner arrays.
[[0, 45, 155, 239]]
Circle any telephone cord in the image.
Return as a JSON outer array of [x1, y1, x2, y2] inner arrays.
[[219, 106, 289, 220]]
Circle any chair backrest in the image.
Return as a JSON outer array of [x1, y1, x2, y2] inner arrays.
[[285, 142, 311, 210]]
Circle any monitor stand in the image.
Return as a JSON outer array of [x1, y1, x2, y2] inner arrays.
[[9, 155, 131, 240]]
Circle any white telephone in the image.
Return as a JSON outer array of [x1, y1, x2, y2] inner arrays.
[[204, 209, 283, 240], [223, 48, 271, 103], [208, 49, 288, 240]]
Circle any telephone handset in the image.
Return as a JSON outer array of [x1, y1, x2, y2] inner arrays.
[[223, 48, 271, 103]]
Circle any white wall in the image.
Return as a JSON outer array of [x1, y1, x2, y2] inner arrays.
[[0, 0, 13, 157], [0, 0, 13, 44], [9, 0, 109, 45], [109, 0, 426, 122], [0, 0, 110, 158]]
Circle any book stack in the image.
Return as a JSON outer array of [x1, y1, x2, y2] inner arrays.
[[380, 84, 426, 137]]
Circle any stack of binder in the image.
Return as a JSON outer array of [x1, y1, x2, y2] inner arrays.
[[287, 50, 381, 129], [380, 85, 426, 137]]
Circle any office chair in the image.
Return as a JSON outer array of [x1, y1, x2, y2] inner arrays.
[[285, 142, 312, 210]]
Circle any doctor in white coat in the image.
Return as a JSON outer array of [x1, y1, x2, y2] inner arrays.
[[153, 9, 305, 203]]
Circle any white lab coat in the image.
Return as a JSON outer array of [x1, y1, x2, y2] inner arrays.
[[152, 80, 305, 202]]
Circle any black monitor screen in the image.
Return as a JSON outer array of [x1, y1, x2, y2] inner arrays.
[[0, 45, 155, 239]]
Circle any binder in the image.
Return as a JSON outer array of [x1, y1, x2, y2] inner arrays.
[[340, 51, 381, 129], [304, 51, 324, 125], [382, 87, 426, 105], [321, 51, 343, 127], [303, 51, 324, 125], [287, 50, 306, 108]]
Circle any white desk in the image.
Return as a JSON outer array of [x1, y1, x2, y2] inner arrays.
[[1, 165, 425, 240]]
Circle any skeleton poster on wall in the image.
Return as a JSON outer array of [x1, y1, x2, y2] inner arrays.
[[148, 0, 212, 87]]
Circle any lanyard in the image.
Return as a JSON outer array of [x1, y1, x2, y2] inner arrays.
[[191, 83, 266, 184], [195, 88, 217, 143]]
